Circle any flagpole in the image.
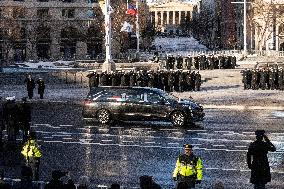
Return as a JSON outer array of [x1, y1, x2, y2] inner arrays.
[[102, 0, 116, 73], [136, 0, 140, 53]]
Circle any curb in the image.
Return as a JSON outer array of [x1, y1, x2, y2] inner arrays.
[[204, 104, 284, 111]]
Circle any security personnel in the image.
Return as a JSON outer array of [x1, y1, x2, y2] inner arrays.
[[19, 97, 31, 143], [247, 130, 276, 189], [3, 96, 19, 142], [21, 131, 42, 181], [37, 78, 45, 99], [173, 144, 203, 188], [24, 74, 35, 99]]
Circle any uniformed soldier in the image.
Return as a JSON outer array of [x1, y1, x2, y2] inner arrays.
[[0, 97, 4, 146], [269, 69, 277, 90], [129, 70, 137, 87], [168, 70, 175, 92], [173, 144, 203, 188], [278, 68, 284, 90], [21, 131, 42, 181], [247, 130, 276, 189], [99, 71, 108, 86], [86, 71, 95, 89], [195, 71, 202, 91], [37, 78, 45, 99]]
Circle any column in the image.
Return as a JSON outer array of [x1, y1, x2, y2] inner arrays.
[[155, 11, 158, 28], [179, 11, 181, 24], [161, 11, 164, 27], [167, 11, 170, 25], [173, 11, 176, 25]]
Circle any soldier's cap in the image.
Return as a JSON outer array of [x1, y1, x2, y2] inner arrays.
[[6, 96, 15, 101], [255, 130, 265, 136], [184, 144, 193, 149], [28, 131, 37, 139]]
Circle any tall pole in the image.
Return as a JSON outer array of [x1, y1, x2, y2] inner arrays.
[[243, 0, 247, 54], [232, 0, 250, 55], [136, 0, 140, 53], [102, 0, 116, 73]]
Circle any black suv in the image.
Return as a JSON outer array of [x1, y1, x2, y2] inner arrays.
[[82, 86, 205, 126]]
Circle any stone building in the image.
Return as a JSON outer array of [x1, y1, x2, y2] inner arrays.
[[148, 0, 200, 34], [0, 0, 103, 64]]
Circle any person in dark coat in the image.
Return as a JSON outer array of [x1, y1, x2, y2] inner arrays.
[[19, 97, 31, 143], [139, 175, 161, 189], [12, 166, 39, 189], [36, 78, 45, 99], [3, 96, 19, 142], [195, 71, 202, 91], [86, 71, 95, 89], [44, 170, 67, 189], [24, 74, 35, 99], [247, 130, 276, 189]]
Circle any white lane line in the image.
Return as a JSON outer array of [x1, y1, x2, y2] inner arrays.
[[145, 142, 156, 144], [168, 142, 180, 145], [212, 145, 225, 147], [122, 141, 134, 143], [52, 134, 72, 137], [234, 145, 247, 148], [60, 125, 73, 127], [101, 140, 112, 142], [63, 138, 73, 140]]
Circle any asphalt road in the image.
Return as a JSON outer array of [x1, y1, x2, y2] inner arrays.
[[1, 102, 284, 189]]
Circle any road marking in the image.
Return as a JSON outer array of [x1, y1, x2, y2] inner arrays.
[[60, 125, 73, 127]]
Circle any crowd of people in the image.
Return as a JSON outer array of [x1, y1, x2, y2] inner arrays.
[[241, 68, 284, 90], [162, 54, 237, 70], [87, 70, 202, 92]]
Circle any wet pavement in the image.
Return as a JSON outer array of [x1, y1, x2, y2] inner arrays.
[[1, 102, 284, 188]]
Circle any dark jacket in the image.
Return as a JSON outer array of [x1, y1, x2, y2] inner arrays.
[[247, 139, 276, 184]]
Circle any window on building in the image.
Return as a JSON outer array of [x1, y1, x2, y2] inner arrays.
[[37, 8, 49, 19], [62, 9, 75, 18], [87, 0, 98, 3], [12, 7, 26, 19], [62, 0, 75, 3]]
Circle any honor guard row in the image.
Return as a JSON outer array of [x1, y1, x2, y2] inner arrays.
[[86, 70, 202, 92], [241, 68, 284, 90], [164, 54, 237, 70]]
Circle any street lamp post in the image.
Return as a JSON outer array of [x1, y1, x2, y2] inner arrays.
[[101, 0, 116, 73]]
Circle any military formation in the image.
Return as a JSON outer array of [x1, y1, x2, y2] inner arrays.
[[87, 69, 202, 92], [241, 68, 284, 90], [164, 54, 237, 70]]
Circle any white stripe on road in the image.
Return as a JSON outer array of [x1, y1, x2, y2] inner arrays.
[[205, 104, 284, 111]]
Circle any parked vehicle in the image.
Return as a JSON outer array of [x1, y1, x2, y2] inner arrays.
[[82, 86, 205, 126]]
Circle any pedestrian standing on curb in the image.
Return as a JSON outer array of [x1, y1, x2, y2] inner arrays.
[[247, 130, 276, 189], [19, 97, 31, 143], [173, 144, 203, 189], [21, 131, 42, 181], [36, 78, 45, 99], [24, 74, 35, 99]]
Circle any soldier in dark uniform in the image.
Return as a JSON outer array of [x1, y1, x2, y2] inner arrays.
[[190, 71, 196, 91], [170, 55, 175, 70], [99, 71, 108, 86], [24, 74, 35, 99], [187, 56, 193, 70], [231, 56, 237, 69], [3, 96, 20, 142], [37, 78, 45, 99], [185, 70, 192, 91], [160, 70, 168, 91], [195, 71, 201, 91], [278, 68, 284, 90], [178, 71, 185, 92], [86, 71, 95, 89], [168, 70, 175, 92], [207, 54, 214, 70], [247, 130, 276, 189], [121, 71, 130, 86], [176, 55, 183, 69], [269, 69, 277, 90], [165, 55, 171, 70], [129, 70, 137, 86], [251, 69, 258, 90], [259, 69, 266, 90], [18, 97, 31, 143], [147, 71, 155, 88]]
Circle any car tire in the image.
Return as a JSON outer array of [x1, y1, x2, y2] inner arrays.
[[97, 109, 111, 124], [171, 111, 186, 127]]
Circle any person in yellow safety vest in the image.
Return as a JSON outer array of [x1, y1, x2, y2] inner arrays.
[[173, 144, 203, 188], [21, 131, 42, 181]]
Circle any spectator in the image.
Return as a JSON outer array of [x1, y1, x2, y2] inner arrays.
[[213, 181, 225, 189], [44, 170, 67, 189], [0, 169, 12, 189], [110, 183, 120, 189], [77, 175, 90, 189], [139, 175, 161, 189], [12, 166, 39, 189], [64, 178, 76, 189]]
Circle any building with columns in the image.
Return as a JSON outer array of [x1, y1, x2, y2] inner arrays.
[[0, 0, 103, 64], [148, 0, 200, 34]]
